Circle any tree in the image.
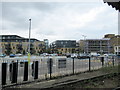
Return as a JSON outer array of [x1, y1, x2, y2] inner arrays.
[[30, 44, 35, 55], [72, 48, 75, 53], [5, 43, 11, 55], [23, 50, 26, 55], [16, 44, 23, 54]]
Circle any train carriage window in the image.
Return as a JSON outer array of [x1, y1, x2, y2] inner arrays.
[[58, 59, 66, 68]]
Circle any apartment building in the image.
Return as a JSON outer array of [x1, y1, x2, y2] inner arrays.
[[78, 38, 111, 54], [50, 40, 76, 54], [109, 35, 120, 55], [78, 34, 120, 54], [44, 39, 49, 50], [0, 35, 45, 55]]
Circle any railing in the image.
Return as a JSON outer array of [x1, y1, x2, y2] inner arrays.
[[0, 55, 119, 89]]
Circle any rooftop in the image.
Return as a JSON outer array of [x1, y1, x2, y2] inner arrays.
[[0, 35, 41, 42]]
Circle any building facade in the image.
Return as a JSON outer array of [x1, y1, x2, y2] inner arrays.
[[50, 40, 76, 54], [109, 35, 120, 55], [114, 46, 120, 55], [78, 34, 120, 55], [79, 38, 111, 54], [44, 39, 49, 50], [0, 35, 45, 55]]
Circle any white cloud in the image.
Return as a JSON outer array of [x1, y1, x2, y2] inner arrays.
[[1, 0, 102, 3], [32, 5, 108, 42], [1, 2, 118, 43]]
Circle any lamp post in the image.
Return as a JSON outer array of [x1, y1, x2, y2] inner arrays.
[[28, 19, 31, 54], [28, 19, 31, 65], [82, 35, 86, 54], [107, 39, 110, 54]]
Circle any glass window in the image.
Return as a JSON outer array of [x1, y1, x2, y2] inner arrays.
[[8, 36, 10, 39], [61, 42, 63, 44]]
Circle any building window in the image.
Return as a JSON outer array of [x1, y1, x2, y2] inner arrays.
[[61, 42, 63, 44], [8, 36, 10, 39]]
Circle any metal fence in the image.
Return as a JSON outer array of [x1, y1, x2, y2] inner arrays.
[[0, 55, 119, 89]]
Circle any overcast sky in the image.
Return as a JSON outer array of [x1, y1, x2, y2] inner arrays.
[[0, 0, 118, 43]]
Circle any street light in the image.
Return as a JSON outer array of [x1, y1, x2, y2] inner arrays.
[[28, 19, 31, 64], [28, 19, 31, 54], [82, 35, 86, 54]]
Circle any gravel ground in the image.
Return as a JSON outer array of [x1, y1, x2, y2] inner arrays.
[[56, 75, 119, 89]]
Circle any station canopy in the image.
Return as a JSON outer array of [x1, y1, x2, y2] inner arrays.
[[103, 0, 120, 12]]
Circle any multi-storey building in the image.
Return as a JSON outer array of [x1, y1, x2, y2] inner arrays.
[[0, 35, 45, 55], [50, 40, 76, 54], [109, 35, 120, 55], [44, 39, 49, 50], [78, 34, 120, 55], [78, 38, 111, 54]]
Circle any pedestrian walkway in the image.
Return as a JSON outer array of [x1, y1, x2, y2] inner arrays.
[[13, 67, 118, 89]]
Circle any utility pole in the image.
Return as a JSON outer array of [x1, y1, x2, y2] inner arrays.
[[28, 19, 31, 54]]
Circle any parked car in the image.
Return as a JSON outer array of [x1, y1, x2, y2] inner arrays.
[[90, 52, 100, 57], [49, 53, 58, 56], [71, 53, 78, 58], [40, 53, 49, 56], [77, 53, 89, 59], [9, 54, 16, 57], [0, 54, 6, 57], [66, 54, 71, 58], [15, 53, 22, 57]]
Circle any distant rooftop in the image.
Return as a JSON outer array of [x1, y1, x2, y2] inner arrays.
[[0, 35, 41, 42], [55, 40, 76, 41], [85, 38, 110, 41]]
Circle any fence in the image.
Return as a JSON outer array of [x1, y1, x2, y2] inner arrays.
[[0, 55, 119, 89]]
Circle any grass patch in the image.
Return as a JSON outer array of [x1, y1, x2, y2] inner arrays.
[[100, 65, 119, 74]]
